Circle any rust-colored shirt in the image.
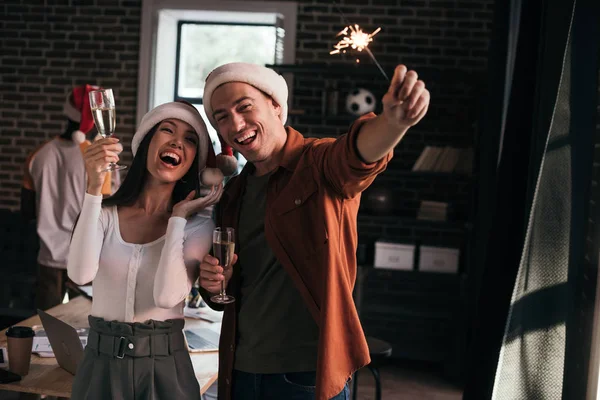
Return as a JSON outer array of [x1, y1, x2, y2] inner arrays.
[[204, 114, 392, 400]]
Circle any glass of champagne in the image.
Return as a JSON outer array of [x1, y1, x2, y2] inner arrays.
[[89, 88, 126, 172], [211, 227, 235, 304]]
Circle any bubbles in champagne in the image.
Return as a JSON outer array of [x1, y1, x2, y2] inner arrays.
[[91, 107, 116, 137], [213, 241, 234, 269]]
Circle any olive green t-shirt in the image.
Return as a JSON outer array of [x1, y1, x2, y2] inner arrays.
[[234, 170, 319, 373]]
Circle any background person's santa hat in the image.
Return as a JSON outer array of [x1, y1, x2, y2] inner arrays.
[[132, 101, 225, 187], [202, 62, 289, 175], [214, 137, 237, 176], [62, 84, 100, 144]]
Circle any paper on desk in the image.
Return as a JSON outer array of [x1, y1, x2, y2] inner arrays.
[[35, 351, 55, 358], [79, 285, 93, 298], [183, 306, 223, 323]]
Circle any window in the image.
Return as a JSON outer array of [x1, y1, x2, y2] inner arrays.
[[175, 20, 284, 103]]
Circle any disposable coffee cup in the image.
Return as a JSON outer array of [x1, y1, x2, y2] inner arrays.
[[6, 326, 34, 376]]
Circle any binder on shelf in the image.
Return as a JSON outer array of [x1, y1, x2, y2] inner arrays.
[[411, 146, 473, 174], [412, 146, 431, 171], [427, 147, 444, 171], [439, 147, 461, 172], [432, 146, 448, 171], [417, 200, 448, 221]]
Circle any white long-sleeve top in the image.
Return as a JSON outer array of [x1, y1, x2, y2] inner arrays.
[[67, 193, 214, 323]]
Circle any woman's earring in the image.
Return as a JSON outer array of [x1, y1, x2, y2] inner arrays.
[[179, 178, 187, 183]]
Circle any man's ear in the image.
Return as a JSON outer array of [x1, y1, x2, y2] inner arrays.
[[270, 98, 282, 118]]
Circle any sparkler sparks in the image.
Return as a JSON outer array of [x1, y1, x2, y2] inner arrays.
[[330, 25, 381, 55], [329, 24, 389, 82]]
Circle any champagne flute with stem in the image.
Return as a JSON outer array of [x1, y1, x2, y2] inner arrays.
[[89, 88, 126, 172], [211, 227, 235, 304]]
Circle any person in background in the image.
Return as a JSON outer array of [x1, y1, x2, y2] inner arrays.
[[197, 62, 430, 400], [21, 84, 115, 311], [67, 101, 224, 399]]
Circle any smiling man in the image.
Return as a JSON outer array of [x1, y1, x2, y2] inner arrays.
[[197, 62, 430, 400]]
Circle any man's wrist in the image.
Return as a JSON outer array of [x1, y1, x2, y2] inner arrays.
[[378, 111, 410, 133]]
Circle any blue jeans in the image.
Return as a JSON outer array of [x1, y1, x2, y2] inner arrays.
[[232, 370, 350, 400]]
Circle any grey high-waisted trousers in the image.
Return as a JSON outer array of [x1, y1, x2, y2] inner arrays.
[[71, 315, 201, 400]]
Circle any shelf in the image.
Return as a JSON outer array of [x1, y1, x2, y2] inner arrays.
[[381, 170, 473, 180], [358, 214, 471, 230], [267, 64, 486, 81], [267, 63, 385, 77], [288, 113, 355, 122], [362, 304, 455, 321], [359, 266, 466, 282]]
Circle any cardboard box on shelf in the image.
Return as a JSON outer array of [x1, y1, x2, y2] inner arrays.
[[419, 246, 459, 274], [374, 241, 415, 270]]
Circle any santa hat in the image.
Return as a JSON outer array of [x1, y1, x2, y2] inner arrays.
[[132, 101, 224, 187], [203, 62, 289, 175], [63, 84, 99, 144], [215, 136, 237, 176]]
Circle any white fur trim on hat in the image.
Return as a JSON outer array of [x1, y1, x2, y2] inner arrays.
[[63, 92, 81, 122], [71, 130, 86, 144], [203, 62, 288, 129], [132, 102, 210, 171]]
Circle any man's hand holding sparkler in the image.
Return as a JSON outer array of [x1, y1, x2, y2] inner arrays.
[[356, 64, 431, 163], [382, 64, 430, 129]]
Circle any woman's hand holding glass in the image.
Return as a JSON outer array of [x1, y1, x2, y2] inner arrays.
[[82, 137, 123, 196], [89, 88, 126, 172]]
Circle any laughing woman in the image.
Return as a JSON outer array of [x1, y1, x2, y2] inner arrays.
[[67, 101, 225, 400]]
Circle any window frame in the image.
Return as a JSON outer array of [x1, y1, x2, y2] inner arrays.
[[173, 20, 280, 104]]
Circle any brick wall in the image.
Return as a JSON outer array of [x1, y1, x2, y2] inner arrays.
[[0, 0, 494, 369], [0, 0, 142, 209]]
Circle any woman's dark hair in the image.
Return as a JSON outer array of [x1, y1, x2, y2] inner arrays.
[[102, 123, 201, 209], [59, 119, 80, 141]]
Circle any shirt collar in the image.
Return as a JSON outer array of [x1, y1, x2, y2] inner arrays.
[[241, 126, 306, 176], [278, 126, 305, 172]]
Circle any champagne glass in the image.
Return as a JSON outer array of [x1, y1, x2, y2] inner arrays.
[[89, 88, 126, 172], [211, 227, 235, 304]]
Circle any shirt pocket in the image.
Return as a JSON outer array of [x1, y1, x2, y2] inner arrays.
[[270, 171, 328, 261]]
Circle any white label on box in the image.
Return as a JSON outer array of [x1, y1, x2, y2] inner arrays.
[[374, 242, 415, 270]]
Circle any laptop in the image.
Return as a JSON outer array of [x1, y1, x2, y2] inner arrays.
[[183, 328, 220, 353], [37, 309, 85, 375]]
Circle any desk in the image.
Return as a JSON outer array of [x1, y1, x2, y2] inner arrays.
[[0, 297, 219, 397]]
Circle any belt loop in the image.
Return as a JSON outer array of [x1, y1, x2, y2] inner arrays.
[[149, 335, 153, 358], [167, 333, 172, 355]]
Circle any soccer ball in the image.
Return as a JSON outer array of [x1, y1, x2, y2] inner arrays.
[[345, 88, 376, 116]]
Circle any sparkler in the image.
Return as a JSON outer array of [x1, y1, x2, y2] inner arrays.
[[330, 24, 389, 82]]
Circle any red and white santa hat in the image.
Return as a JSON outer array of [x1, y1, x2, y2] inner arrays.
[[132, 101, 225, 186], [202, 62, 289, 175], [62, 84, 100, 144]]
